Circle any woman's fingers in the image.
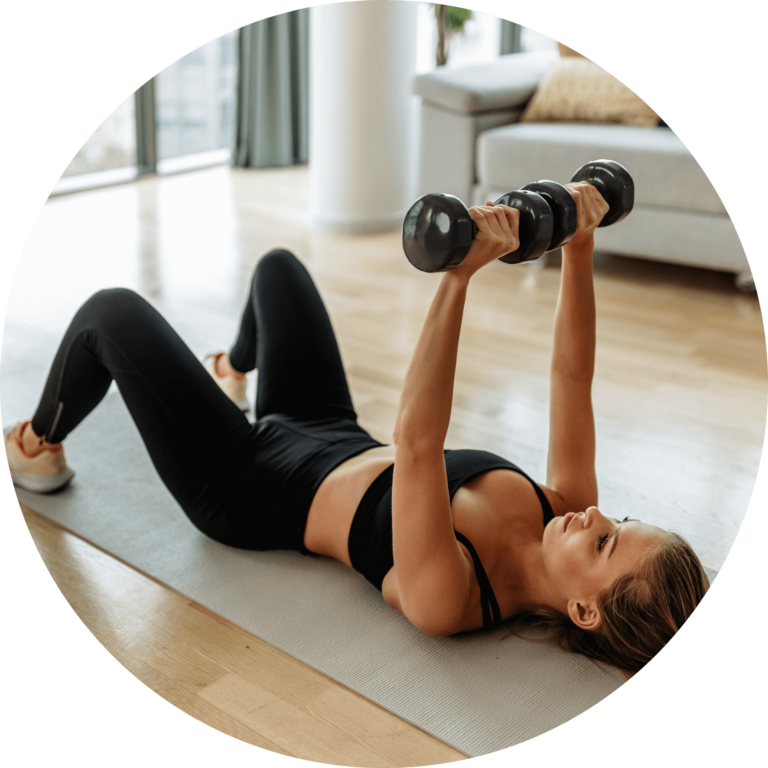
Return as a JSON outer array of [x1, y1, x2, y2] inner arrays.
[[569, 186, 586, 231], [566, 182, 609, 233], [474, 204, 518, 247], [467, 203, 520, 262], [582, 185, 610, 227], [469, 206, 484, 223], [469, 205, 501, 243], [493, 204, 520, 249]]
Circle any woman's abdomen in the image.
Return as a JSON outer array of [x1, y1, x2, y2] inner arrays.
[[303, 445, 396, 564]]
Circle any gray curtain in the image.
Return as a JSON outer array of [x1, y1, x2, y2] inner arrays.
[[500, 20, 523, 55], [233, 10, 310, 168], [134, 80, 157, 175]]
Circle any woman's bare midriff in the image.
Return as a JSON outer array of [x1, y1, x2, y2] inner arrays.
[[302, 444, 396, 566]]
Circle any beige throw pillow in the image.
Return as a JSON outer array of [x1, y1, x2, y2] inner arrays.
[[557, 42, 587, 58], [520, 57, 659, 127]]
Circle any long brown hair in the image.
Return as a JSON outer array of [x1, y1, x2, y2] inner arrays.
[[507, 531, 709, 675]]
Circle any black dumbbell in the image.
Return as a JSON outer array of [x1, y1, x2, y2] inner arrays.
[[402, 159, 634, 273]]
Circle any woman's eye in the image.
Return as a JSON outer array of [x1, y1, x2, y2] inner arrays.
[[597, 518, 630, 553]]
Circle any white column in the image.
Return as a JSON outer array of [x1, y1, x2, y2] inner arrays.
[[309, 1, 418, 234]]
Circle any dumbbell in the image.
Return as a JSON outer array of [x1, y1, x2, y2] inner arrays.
[[402, 159, 634, 273]]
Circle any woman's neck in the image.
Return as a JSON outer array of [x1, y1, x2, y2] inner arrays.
[[503, 538, 567, 618]]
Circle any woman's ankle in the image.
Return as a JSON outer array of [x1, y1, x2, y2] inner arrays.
[[21, 422, 57, 457], [216, 353, 246, 380]]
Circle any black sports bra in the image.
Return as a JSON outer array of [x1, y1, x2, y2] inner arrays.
[[347, 449, 555, 630]]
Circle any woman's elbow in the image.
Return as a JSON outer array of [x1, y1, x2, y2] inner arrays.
[[402, 591, 468, 637], [409, 613, 461, 638]]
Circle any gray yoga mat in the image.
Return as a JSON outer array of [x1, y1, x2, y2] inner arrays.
[[11, 392, 718, 757]]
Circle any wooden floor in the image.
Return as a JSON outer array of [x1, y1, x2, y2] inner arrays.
[[3, 164, 766, 763]]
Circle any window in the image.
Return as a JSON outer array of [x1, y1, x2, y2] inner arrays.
[[56, 93, 139, 193], [155, 30, 237, 170], [53, 29, 237, 194]]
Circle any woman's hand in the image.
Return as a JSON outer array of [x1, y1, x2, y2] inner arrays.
[[453, 202, 520, 281], [563, 182, 610, 252]]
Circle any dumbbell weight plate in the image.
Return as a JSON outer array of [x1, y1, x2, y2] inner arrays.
[[492, 189, 554, 264], [570, 159, 634, 227], [402, 193, 475, 273], [519, 180, 578, 251]]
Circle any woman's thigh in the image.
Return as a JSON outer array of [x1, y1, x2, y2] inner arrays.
[[248, 249, 357, 422]]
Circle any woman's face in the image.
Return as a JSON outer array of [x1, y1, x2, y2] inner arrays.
[[542, 506, 664, 609]]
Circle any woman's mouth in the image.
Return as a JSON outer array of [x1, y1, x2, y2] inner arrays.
[[563, 512, 575, 532]]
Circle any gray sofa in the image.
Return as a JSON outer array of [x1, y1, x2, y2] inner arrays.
[[412, 50, 752, 287]]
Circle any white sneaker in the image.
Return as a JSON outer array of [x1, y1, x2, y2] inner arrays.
[[204, 353, 250, 412], [4, 421, 75, 493]]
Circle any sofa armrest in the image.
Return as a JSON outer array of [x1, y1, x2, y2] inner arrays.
[[413, 50, 558, 203], [412, 49, 557, 114]]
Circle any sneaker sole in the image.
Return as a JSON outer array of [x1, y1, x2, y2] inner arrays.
[[11, 466, 75, 494]]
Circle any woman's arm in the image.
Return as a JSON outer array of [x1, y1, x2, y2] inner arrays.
[[392, 272, 467, 449], [388, 203, 519, 635], [393, 204, 521, 447], [546, 182, 609, 512]]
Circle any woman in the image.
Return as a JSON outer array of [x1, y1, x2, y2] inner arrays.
[[5, 182, 708, 674]]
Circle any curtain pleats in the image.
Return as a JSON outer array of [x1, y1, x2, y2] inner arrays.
[[234, 10, 310, 169]]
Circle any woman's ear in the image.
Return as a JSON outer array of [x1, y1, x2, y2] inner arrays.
[[567, 598, 602, 630]]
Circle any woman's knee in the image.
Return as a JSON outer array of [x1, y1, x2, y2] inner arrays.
[[84, 287, 142, 308], [253, 248, 303, 285], [77, 288, 155, 329], [252, 249, 315, 303]]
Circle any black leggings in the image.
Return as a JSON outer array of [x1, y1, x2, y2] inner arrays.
[[31, 249, 383, 550]]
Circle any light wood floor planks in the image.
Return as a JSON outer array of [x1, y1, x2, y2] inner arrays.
[[21, 504, 465, 766], [3, 164, 766, 763]]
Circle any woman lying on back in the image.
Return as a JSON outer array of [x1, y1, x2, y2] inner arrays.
[[5, 181, 708, 674]]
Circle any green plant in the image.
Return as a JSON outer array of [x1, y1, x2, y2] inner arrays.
[[435, 5, 472, 32], [432, 5, 473, 66]]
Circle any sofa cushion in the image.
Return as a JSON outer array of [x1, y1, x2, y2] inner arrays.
[[476, 122, 725, 214], [520, 58, 659, 128], [412, 50, 557, 114]]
